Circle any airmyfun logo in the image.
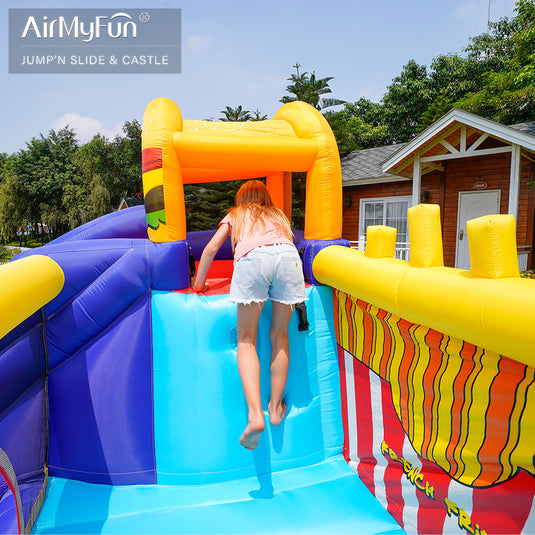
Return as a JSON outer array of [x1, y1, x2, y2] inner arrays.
[[21, 12, 139, 43], [9, 9, 181, 74]]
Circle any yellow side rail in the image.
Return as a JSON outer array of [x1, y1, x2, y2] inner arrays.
[[0, 255, 64, 339], [313, 205, 535, 367]]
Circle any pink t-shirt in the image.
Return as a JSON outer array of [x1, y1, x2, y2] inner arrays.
[[220, 210, 294, 262]]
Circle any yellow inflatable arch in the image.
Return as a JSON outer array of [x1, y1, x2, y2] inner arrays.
[[141, 97, 342, 242]]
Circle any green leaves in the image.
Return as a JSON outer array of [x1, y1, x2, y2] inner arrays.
[[280, 62, 345, 111], [219, 106, 267, 122], [334, 0, 535, 150], [219, 105, 252, 122], [451, 0, 535, 124], [0, 120, 141, 242], [2, 0, 533, 244], [185, 181, 245, 231]]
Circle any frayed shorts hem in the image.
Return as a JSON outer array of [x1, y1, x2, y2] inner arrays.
[[229, 297, 308, 306], [229, 298, 265, 305]]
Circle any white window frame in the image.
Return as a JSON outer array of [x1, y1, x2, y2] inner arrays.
[[357, 195, 412, 260]]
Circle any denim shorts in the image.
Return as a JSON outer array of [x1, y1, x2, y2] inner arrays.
[[229, 244, 307, 305]]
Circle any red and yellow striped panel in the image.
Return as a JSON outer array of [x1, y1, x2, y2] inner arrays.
[[334, 289, 535, 488]]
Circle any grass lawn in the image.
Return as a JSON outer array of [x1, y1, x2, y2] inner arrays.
[[0, 235, 51, 262], [8, 235, 51, 248], [0, 246, 23, 263]]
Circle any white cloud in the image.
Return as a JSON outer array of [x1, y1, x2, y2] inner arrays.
[[51, 113, 123, 144], [186, 34, 213, 52]]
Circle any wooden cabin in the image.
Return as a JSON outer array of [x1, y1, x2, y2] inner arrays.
[[341, 108, 535, 270]]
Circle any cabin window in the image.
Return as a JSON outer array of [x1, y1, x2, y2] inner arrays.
[[359, 196, 411, 258]]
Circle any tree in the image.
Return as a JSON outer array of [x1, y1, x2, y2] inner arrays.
[[63, 136, 114, 229], [324, 111, 359, 156], [0, 161, 28, 243], [185, 180, 245, 231], [250, 109, 268, 121], [219, 105, 251, 121], [456, 0, 535, 124], [325, 97, 393, 155], [107, 120, 142, 204], [0, 153, 8, 179], [417, 97, 453, 132], [464, 14, 520, 69], [380, 60, 434, 142], [279, 63, 345, 229], [280, 63, 345, 111], [88, 174, 111, 219], [0, 119, 144, 240], [325, 109, 391, 156], [13, 126, 79, 238]]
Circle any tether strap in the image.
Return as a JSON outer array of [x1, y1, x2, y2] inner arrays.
[[295, 301, 309, 331]]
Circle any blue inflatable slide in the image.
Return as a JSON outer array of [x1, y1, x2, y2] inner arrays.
[[0, 206, 403, 534]]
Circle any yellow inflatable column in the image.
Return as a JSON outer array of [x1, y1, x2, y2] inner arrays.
[[408, 204, 444, 267], [273, 101, 342, 240], [468, 214, 519, 278], [0, 256, 64, 339], [142, 98, 186, 242], [467, 214, 533, 365], [365, 225, 397, 259], [397, 204, 452, 333]]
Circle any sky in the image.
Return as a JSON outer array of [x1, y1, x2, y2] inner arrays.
[[1, 0, 518, 155]]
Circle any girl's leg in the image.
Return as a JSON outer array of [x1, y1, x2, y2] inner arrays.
[[268, 301, 294, 426], [236, 302, 265, 450]]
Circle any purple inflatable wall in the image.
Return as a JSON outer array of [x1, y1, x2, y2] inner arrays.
[[0, 208, 190, 532]]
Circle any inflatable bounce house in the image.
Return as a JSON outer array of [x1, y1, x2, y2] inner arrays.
[[1, 97, 534, 534]]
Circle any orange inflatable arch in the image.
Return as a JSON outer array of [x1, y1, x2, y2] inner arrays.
[[141, 97, 342, 243]]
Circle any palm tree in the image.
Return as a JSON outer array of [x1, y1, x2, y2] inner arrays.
[[219, 105, 252, 122], [250, 108, 268, 121], [280, 63, 345, 111]]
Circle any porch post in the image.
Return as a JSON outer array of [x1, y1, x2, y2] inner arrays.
[[508, 144, 521, 222], [412, 152, 421, 207]]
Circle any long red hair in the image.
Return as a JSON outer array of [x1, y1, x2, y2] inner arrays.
[[229, 180, 292, 248]]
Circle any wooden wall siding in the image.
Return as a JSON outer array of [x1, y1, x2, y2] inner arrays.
[[342, 175, 442, 242], [442, 153, 532, 267], [342, 153, 534, 269], [342, 180, 411, 240], [529, 163, 535, 266]]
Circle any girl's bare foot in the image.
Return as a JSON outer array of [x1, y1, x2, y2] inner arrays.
[[268, 401, 287, 426], [239, 412, 265, 450]]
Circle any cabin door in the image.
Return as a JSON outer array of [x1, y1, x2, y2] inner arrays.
[[455, 190, 501, 269]]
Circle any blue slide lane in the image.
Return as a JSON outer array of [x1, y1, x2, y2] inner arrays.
[[33, 285, 403, 534]]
